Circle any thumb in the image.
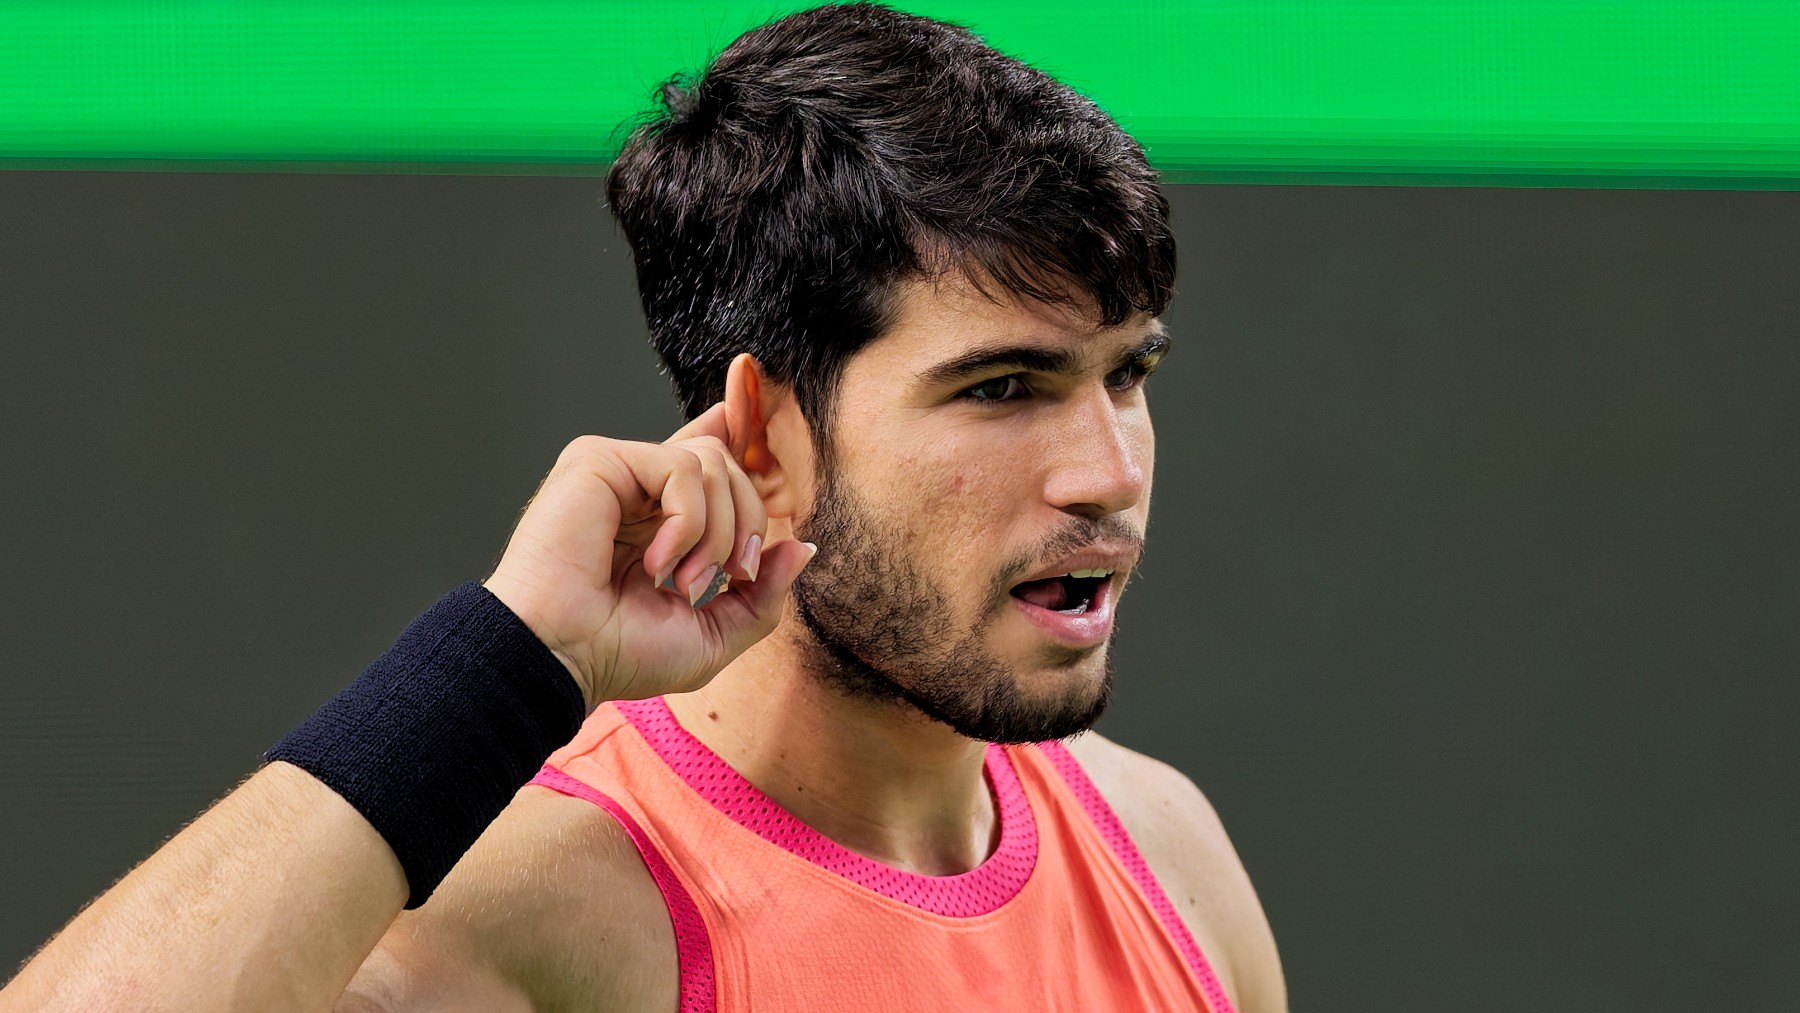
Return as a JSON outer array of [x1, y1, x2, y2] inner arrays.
[[702, 538, 818, 655]]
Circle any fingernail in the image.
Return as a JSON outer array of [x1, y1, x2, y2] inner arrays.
[[741, 534, 762, 581], [688, 564, 723, 606]]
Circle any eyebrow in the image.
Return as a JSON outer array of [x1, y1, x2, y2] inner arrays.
[[914, 325, 1172, 390]]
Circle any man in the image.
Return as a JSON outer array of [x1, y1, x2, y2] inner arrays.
[[3, 4, 1284, 1010]]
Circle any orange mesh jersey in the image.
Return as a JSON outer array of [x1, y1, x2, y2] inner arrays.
[[532, 698, 1236, 1012]]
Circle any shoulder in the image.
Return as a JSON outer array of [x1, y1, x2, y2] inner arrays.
[[1061, 732, 1288, 1013], [340, 783, 676, 1012]]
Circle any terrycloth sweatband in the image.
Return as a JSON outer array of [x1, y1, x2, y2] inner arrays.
[[266, 581, 585, 907]]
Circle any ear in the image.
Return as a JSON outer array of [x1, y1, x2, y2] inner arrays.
[[723, 353, 802, 516]]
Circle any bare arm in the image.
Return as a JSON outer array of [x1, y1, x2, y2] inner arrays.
[[338, 786, 677, 1013], [2, 762, 406, 1012], [2, 394, 810, 1012]]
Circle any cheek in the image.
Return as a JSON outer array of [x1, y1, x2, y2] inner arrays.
[[913, 456, 1036, 568], [859, 440, 1020, 544], [890, 456, 987, 527]]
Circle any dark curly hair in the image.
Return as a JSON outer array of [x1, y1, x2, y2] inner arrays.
[[607, 2, 1175, 439]]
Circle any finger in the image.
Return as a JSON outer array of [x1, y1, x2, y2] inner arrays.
[[669, 443, 737, 604], [509, 438, 626, 577], [714, 447, 768, 581], [625, 446, 706, 587], [664, 402, 730, 446], [699, 538, 818, 653]]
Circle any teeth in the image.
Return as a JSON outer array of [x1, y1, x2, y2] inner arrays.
[[1064, 568, 1114, 579]]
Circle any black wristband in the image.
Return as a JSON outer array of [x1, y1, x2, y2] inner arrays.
[[266, 581, 585, 907]]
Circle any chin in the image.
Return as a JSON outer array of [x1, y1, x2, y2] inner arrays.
[[1043, 650, 1112, 704], [955, 646, 1114, 745]]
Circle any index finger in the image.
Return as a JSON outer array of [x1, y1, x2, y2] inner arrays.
[[665, 402, 730, 446]]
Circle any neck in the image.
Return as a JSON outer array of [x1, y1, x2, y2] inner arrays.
[[663, 619, 999, 876]]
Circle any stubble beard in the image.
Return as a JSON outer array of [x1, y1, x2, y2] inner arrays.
[[789, 466, 1119, 744]]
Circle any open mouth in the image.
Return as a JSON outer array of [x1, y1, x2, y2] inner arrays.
[[1009, 569, 1112, 615]]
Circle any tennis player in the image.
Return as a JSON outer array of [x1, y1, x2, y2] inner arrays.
[[4, 4, 1284, 1010]]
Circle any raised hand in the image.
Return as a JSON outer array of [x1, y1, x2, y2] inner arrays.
[[482, 402, 815, 708]]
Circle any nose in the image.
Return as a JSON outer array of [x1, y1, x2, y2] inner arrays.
[[1042, 387, 1151, 520]]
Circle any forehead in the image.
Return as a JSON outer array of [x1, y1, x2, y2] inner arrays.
[[852, 273, 1158, 376]]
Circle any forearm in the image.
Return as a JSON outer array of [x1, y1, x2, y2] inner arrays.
[[3, 583, 586, 1011], [1, 417, 798, 1009], [3, 762, 406, 1012]]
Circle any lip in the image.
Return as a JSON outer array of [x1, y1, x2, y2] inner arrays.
[[1009, 573, 1116, 648], [1014, 546, 1138, 585]]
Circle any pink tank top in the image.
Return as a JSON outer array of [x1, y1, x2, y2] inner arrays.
[[532, 698, 1236, 1012]]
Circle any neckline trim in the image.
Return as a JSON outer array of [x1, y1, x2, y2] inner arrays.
[[615, 697, 1038, 918]]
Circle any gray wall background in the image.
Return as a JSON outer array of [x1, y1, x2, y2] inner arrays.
[[2, 170, 1797, 1009]]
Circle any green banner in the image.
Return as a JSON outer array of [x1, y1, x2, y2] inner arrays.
[[3, 1, 1798, 186]]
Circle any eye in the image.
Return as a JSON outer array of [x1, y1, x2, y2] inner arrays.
[[1104, 361, 1152, 392], [961, 375, 1028, 404]]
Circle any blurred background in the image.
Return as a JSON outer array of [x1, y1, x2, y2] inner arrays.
[[3, 3, 1798, 1009]]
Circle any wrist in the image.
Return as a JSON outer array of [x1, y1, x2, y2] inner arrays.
[[267, 581, 586, 907], [479, 573, 600, 709]]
